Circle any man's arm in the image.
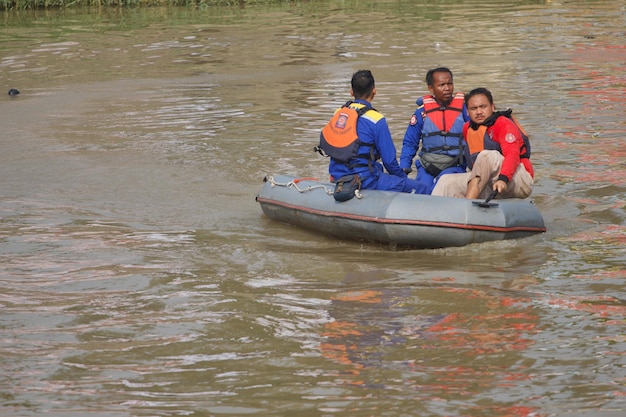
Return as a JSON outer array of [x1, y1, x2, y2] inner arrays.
[[399, 110, 424, 171], [376, 118, 405, 177], [494, 119, 523, 183]]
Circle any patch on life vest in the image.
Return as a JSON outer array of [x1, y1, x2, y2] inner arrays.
[[334, 112, 349, 129], [410, 114, 418, 126], [505, 133, 516, 143], [318, 104, 371, 163]]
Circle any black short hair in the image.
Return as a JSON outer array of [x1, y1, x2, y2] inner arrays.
[[351, 70, 375, 98], [425, 67, 453, 86], [464, 87, 493, 106]]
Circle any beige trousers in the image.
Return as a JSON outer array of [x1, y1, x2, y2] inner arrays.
[[432, 150, 534, 199]]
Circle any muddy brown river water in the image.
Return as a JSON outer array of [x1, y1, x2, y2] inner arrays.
[[1, 1, 625, 416]]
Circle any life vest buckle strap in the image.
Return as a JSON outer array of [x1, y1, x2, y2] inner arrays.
[[313, 145, 329, 157]]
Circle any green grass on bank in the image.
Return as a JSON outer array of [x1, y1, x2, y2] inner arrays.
[[1, 0, 292, 11]]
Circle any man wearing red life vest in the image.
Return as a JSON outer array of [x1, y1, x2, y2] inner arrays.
[[431, 87, 534, 199], [400, 67, 470, 194]]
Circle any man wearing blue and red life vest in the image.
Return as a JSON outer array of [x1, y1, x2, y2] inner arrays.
[[320, 70, 429, 194], [400, 67, 469, 194], [431, 87, 534, 199]]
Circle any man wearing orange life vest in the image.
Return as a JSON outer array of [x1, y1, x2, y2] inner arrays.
[[431, 87, 534, 199], [324, 70, 429, 194], [400, 67, 470, 194]]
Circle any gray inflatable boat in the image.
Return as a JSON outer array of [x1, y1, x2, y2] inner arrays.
[[256, 175, 546, 249]]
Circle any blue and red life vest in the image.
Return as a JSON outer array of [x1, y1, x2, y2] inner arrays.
[[420, 92, 466, 158]]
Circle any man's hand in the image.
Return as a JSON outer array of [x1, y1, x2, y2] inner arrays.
[[493, 179, 508, 194]]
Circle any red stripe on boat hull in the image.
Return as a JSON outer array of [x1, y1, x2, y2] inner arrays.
[[256, 197, 547, 234]]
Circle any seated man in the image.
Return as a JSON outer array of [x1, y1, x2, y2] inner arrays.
[[432, 87, 534, 199], [400, 67, 469, 194], [318, 69, 429, 194]]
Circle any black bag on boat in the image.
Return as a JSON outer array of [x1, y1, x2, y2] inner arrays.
[[333, 175, 361, 202]]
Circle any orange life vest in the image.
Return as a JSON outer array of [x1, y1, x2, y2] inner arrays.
[[316, 101, 376, 169]]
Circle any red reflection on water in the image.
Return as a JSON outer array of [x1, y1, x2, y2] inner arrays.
[[424, 289, 538, 354], [552, 144, 626, 184], [319, 286, 542, 416], [564, 224, 626, 245], [464, 404, 541, 417], [574, 269, 626, 280], [547, 294, 626, 320], [556, 42, 626, 187], [571, 44, 626, 103]]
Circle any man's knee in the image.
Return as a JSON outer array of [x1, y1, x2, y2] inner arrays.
[[473, 150, 498, 166], [432, 173, 468, 197]]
